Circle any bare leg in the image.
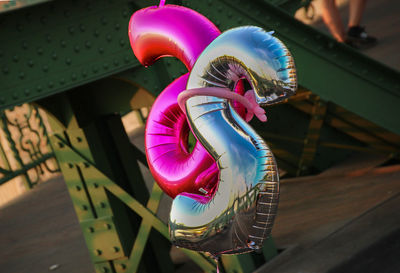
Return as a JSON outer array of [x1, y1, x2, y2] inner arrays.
[[321, 0, 346, 42], [348, 0, 367, 27]]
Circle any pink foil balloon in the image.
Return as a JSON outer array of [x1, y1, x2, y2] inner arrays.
[[129, 4, 222, 198]]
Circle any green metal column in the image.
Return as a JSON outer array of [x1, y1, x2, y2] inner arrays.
[[45, 91, 175, 273], [41, 86, 218, 273]]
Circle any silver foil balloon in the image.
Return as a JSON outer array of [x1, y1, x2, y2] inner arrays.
[[169, 26, 297, 256]]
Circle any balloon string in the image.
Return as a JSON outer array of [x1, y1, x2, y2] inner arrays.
[[214, 256, 220, 273], [177, 87, 267, 122], [159, 0, 166, 7]]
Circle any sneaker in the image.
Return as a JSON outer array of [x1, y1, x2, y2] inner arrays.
[[346, 26, 377, 49]]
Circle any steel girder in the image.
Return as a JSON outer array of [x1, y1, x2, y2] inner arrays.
[[1, 0, 399, 134]]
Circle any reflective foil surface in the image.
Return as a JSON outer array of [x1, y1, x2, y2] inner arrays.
[[169, 27, 297, 255]]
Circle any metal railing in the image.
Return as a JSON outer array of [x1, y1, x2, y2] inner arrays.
[[0, 104, 59, 188]]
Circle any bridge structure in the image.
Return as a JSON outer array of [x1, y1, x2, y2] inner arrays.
[[1, 0, 399, 272]]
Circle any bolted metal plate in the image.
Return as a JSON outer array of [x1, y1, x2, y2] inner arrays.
[[81, 216, 126, 262]]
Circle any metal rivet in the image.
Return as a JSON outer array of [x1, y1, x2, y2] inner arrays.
[[79, 24, 85, 32], [13, 55, 19, 62], [124, 56, 130, 63], [3, 67, 9, 74], [66, 58, 71, 65], [37, 85, 42, 92], [22, 41, 28, 49], [12, 93, 18, 100], [25, 12, 32, 21], [24, 89, 30, 95], [98, 47, 104, 53], [46, 34, 51, 42], [85, 2, 92, 10], [85, 41, 91, 48], [19, 72, 25, 79], [69, 26, 75, 34], [101, 17, 107, 25], [28, 60, 34, 67], [92, 66, 98, 73], [48, 81, 54, 88], [103, 63, 109, 69], [106, 34, 112, 41], [40, 16, 47, 24], [114, 23, 120, 30], [94, 29, 100, 37], [113, 60, 119, 66], [0, 98, 5, 104], [37, 48, 43, 55], [122, 10, 128, 17], [60, 40, 66, 48], [43, 65, 49, 72], [52, 53, 57, 60], [71, 73, 77, 80], [60, 78, 65, 84], [74, 45, 80, 53], [82, 70, 88, 77]]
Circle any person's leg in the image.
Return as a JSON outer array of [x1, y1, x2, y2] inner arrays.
[[348, 0, 366, 27], [346, 0, 377, 47], [321, 0, 346, 42]]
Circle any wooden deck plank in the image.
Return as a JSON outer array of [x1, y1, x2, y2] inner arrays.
[[273, 157, 400, 249]]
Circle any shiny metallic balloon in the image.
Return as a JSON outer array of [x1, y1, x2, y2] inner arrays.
[[129, 4, 222, 198], [169, 26, 297, 256]]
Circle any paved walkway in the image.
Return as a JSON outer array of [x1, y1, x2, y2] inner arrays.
[[297, 0, 400, 71]]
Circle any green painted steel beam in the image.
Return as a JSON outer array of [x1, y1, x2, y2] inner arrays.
[[183, 0, 400, 135], [2, 0, 399, 135], [0, 0, 143, 109]]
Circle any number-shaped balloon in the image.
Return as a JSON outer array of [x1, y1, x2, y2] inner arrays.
[[129, 4, 224, 198], [129, 3, 297, 256], [170, 27, 296, 256]]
